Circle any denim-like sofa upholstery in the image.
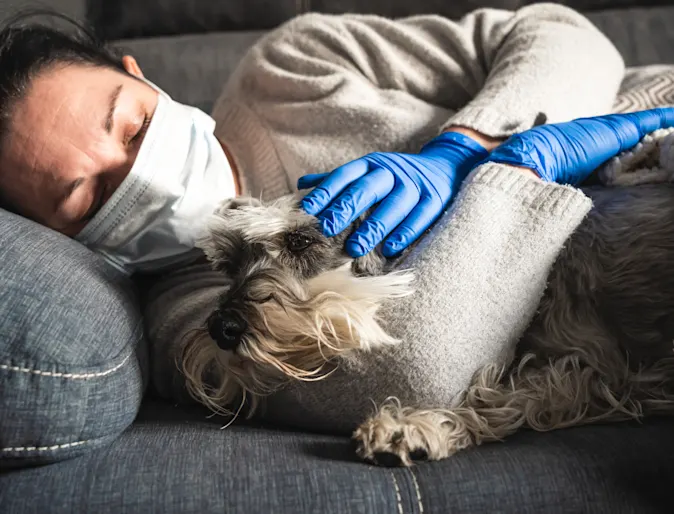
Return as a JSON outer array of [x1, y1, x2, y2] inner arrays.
[[0, 212, 147, 469], [2, 1, 674, 512]]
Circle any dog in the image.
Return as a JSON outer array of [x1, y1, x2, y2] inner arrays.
[[181, 177, 674, 467]]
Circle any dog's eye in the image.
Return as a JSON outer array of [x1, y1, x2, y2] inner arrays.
[[243, 293, 273, 304], [286, 231, 314, 253]]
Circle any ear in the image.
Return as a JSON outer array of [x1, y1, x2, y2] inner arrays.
[[216, 197, 262, 215], [122, 55, 144, 79]]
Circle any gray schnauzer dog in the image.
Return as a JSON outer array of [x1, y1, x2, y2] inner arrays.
[[181, 182, 674, 466]]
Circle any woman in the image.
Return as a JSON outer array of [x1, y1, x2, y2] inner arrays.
[[0, 7, 671, 431]]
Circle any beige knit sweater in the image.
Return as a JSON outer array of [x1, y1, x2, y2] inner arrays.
[[144, 5, 624, 433]]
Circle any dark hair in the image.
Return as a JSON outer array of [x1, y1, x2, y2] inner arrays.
[[0, 9, 127, 214]]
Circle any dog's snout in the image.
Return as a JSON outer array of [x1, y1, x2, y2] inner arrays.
[[207, 310, 247, 351]]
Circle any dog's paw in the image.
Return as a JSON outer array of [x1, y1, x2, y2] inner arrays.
[[353, 402, 475, 466], [352, 403, 443, 467], [353, 426, 429, 467]]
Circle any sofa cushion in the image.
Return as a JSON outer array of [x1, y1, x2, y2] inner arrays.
[[0, 209, 148, 469], [88, 0, 674, 39], [1, 399, 673, 513]]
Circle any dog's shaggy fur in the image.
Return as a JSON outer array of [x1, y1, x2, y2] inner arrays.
[[182, 176, 674, 467]]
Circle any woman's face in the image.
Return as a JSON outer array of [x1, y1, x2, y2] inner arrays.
[[0, 56, 158, 236]]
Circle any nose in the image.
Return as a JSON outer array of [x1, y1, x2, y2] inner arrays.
[[207, 310, 247, 351]]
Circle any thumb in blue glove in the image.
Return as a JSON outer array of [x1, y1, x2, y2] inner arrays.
[[486, 107, 674, 185], [298, 132, 488, 258]]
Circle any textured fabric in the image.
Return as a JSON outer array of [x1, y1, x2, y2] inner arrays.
[[144, 5, 618, 426], [212, 6, 624, 202], [86, 0, 673, 39], [614, 66, 674, 112], [0, 210, 148, 469], [1, 399, 674, 513], [112, 6, 674, 117], [264, 166, 592, 432]]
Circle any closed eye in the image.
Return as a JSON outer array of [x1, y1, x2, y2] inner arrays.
[[243, 294, 273, 304], [128, 114, 151, 146], [80, 183, 107, 223]]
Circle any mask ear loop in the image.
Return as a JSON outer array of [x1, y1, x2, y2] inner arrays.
[[136, 76, 172, 100], [137, 76, 217, 133]]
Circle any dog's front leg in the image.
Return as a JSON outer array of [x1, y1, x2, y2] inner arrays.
[[353, 355, 638, 466]]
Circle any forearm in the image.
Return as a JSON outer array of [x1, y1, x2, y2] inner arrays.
[[444, 125, 502, 151], [447, 4, 625, 137], [445, 125, 540, 178], [228, 5, 622, 129]]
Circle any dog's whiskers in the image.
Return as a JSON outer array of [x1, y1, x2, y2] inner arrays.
[[219, 390, 247, 430]]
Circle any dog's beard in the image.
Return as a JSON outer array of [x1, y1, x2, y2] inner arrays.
[[181, 261, 414, 417]]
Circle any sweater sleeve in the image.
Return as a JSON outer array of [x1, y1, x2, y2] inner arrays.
[[218, 4, 624, 142]]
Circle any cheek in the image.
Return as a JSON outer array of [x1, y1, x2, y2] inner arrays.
[[88, 132, 128, 168]]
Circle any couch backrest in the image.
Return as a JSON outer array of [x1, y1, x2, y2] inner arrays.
[[1, 0, 671, 40], [85, 0, 674, 39]]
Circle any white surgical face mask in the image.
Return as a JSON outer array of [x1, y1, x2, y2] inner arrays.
[[76, 81, 236, 275]]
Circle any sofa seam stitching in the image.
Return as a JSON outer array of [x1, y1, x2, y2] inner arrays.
[[0, 353, 131, 379], [1, 439, 90, 452], [407, 468, 424, 513], [389, 471, 404, 514]]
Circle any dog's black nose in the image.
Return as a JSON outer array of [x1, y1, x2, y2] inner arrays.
[[207, 311, 247, 351]]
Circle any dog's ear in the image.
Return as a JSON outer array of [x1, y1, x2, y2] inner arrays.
[[215, 196, 262, 215], [352, 249, 386, 276], [197, 226, 246, 273]]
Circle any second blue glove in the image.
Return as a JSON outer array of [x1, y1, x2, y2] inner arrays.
[[298, 132, 488, 258], [486, 108, 674, 185]]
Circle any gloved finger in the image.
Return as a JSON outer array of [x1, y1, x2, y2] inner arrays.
[[538, 109, 674, 183], [317, 167, 395, 237], [381, 195, 443, 257], [587, 108, 674, 153], [301, 159, 369, 216], [624, 107, 674, 139], [345, 184, 420, 257], [297, 173, 330, 190]]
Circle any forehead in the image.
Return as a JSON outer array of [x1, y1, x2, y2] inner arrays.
[[8, 64, 123, 152], [0, 65, 127, 185]]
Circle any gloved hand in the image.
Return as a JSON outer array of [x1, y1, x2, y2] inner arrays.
[[298, 132, 488, 258], [485, 108, 674, 185]]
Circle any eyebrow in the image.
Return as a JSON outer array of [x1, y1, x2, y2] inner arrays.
[[103, 84, 123, 134]]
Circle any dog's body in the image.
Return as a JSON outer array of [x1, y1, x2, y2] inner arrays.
[[183, 181, 674, 466], [354, 183, 674, 465]]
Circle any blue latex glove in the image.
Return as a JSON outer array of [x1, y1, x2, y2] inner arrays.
[[486, 108, 674, 185], [298, 132, 488, 258]]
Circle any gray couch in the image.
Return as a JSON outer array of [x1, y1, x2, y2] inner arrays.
[[2, 1, 674, 512]]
